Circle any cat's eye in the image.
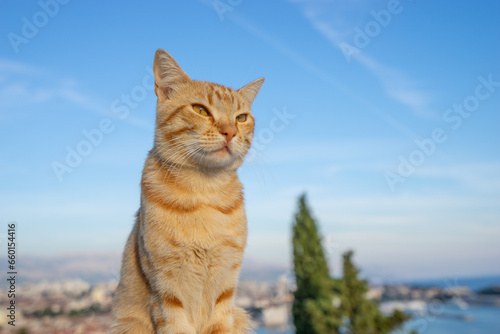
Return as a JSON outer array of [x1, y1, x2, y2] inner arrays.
[[193, 105, 210, 117], [236, 114, 247, 122]]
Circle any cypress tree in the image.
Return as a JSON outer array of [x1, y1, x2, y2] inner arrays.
[[292, 194, 341, 334], [341, 250, 412, 334], [291, 194, 414, 333]]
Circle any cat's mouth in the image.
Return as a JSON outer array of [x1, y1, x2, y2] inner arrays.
[[195, 144, 236, 168], [212, 145, 231, 155]]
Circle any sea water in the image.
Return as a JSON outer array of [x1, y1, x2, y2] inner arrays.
[[255, 305, 500, 333], [400, 304, 500, 334]]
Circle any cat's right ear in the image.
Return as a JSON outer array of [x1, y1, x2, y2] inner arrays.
[[153, 49, 191, 102]]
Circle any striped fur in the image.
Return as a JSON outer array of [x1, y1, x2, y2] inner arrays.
[[109, 49, 264, 334]]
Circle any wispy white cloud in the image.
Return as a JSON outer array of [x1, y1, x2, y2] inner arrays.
[[196, 0, 420, 140], [0, 58, 44, 75], [0, 58, 152, 129], [355, 54, 435, 118], [294, 1, 435, 118], [415, 162, 500, 192], [0, 78, 95, 109], [336, 226, 500, 280], [260, 138, 403, 165]]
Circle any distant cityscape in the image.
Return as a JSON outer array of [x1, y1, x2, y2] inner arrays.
[[1, 275, 499, 334]]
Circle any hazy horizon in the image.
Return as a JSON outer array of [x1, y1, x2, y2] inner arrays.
[[3, 249, 500, 284]]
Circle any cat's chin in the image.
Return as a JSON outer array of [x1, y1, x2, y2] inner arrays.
[[194, 148, 240, 170], [212, 146, 230, 154]]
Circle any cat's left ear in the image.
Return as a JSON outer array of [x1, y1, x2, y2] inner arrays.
[[153, 49, 191, 101], [238, 77, 265, 105]]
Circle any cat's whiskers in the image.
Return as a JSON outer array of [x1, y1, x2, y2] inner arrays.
[[239, 141, 268, 188], [149, 142, 185, 182], [151, 139, 199, 183], [169, 145, 204, 179], [163, 141, 199, 181], [156, 136, 242, 180]]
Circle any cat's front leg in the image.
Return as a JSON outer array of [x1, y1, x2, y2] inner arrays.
[[203, 307, 252, 334], [202, 287, 252, 334], [150, 293, 197, 334]]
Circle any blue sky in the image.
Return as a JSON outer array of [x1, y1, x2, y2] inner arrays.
[[1, 0, 499, 281]]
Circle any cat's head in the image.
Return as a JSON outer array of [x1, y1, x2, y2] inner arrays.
[[152, 49, 264, 172]]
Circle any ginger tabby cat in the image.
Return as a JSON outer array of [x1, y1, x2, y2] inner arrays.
[[109, 49, 264, 334]]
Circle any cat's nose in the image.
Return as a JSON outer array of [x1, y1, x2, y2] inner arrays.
[[219, 124, 237, 143]]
